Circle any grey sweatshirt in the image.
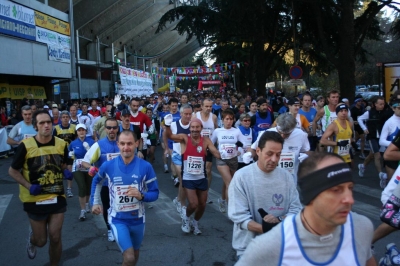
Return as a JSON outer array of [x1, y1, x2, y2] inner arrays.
[[228, 162, 302, 256]]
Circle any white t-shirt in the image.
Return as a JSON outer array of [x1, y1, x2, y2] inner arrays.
[[211, 127, 241, 159]]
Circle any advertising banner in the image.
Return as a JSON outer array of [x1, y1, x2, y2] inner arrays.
[[0, 13, 36, 41], [118, 66, 153, 97], [34, 10, 70, 36], [48, 44, 71, 63], [36, 26, 70, 49], [0, 0, 35, 26], [0, 83, 10, 98], [383, 63, 400, 103], [3, 84, 46, 99]]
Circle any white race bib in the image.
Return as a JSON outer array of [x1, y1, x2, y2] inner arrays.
[[107, 153, 119, 161], [201, 129, 211, 138], [36, 197, 57, 205], [337, 139, 350, 156], [114, 184, 139, 212], [186, 156, 204, 175], [24, 134, 36, 139], [279, 152, 295, 174], [74, 159, 87, 172], [220, 143, 237, 159]]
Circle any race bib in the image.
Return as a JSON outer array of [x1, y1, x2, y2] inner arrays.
[[74, 159, 87, 172], [220, 143, 237, 159], [107, 153, 119, 161], [114, 184, 139, 212], [279, 152, 295, 174], [201, 129, 211, 138], [36, 197, 57, 205], [186, 156, 204, 175], [337, 139, 350, 156], [24, 134, 36, 139]]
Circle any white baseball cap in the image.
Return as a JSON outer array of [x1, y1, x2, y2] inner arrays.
[[76, 124, 87, 131]]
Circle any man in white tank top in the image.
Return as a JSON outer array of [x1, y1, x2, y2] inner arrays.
[[194, 99, 218, 202], [236, 152, 375, 266], [312, 89, 340, 133]]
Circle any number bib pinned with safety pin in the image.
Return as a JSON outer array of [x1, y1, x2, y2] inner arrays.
[[278, 152, 295, 174], [220, 143, 237, 159], [186, 156, 204, 175], [114, 184, 139, 212], [337, 139, 350, 156]]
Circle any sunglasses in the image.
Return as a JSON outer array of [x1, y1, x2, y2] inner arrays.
[[106, 126, 118, 130], [242, 119, 251, 122]]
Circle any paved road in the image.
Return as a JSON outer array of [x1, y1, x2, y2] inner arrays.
[[0, 148, 398, 265]]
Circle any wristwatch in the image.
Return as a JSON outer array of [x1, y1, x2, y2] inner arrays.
[[141, 193, 145, 200], [278, 216, 284, 222]]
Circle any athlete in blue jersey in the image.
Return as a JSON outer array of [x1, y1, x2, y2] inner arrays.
[[250, 98, 274, 138], [91, 130, 159, 266]]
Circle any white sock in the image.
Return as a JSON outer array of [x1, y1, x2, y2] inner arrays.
[[192, 219, 198, 227]]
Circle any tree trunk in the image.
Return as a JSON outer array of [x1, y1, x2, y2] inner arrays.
[[337, 0, 356, 101]]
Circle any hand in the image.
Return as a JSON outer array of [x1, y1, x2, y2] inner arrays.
[[92, 204, 103, 215], [164, 114, 173, 126], [83, 142, 90, 151], [364, 129, 369, 134], [298, 153, 308, 163], [141, 133, 148, 140], [88, 166, 99, 177], [243, 152, 253, 164], [235, 141, 244, 148], [29, 184, 41, 196], [220, 150, 228, 159], [63, 169, 73, 180], [68, 151, 74, 158], [258, 208, 279, 233], [337, 140, 349, 147], [126, 186, 142, 200], [113, 94, 121, 107], [137, 150, 144, 159]]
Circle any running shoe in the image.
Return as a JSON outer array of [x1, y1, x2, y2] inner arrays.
[[173, 197, 181, 213], [181, 217, 191, 233], [359, 153, 366, 159], [79, 210, 86, 221], [218, 198, 226, 213], [193, 226, 202, 235], [358, 164, 365, 177], [181, 206, 187, 219], [164, 164, 169, 173], [107, 230, 115, 242], [66, 188, 73, 198], [206, 193, 213, 204], [27, 230, 36, 259], [85, 203, 90, 213], [174, 177, 180, 187], [379, 172, 388, 189]]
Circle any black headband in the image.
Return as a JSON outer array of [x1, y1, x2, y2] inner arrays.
[[298, 163, 353, 205], [335, 104, 348, 114]]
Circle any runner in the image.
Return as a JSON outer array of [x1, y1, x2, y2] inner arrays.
[[7, 105, 37, 150], [8, 110, 73, 264], [299, 94, 317, 150], [250, 98, 274, 138], [211, 109, 241, 213], [237, 113, 255, 169], [68, 124, 95, 220], [91, 130, 159, 266]]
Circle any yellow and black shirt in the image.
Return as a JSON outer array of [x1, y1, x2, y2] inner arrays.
[[53, 124, 76, 145]]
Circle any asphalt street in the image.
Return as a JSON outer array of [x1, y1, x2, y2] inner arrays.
[[0, 147, 398, 266]]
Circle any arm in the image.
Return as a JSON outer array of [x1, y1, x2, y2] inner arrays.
[[164, 125, 186, 143], [204, 138, 221, 159], [301, 115, 310, 134], [7, 136, 20, 146], [81, 142, 101, 168], [357, 111, 369, 132], [312, 108, 325, 136], [90, 164, 106, 214], [320, 123, 338, 147], [212, 114, 218, 129], [366, 257, 377, 266], [7, 125, 20, 145], [379, 122, 392, 147], [8, 143, 31, 190]]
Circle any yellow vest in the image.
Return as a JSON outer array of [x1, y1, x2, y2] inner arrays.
[[20, 137, 67, 202], [54, 124, 76, 145], [333, 120, 352, 163]]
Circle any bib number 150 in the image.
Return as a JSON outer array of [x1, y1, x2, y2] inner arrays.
[[280, 161, 294, 168]]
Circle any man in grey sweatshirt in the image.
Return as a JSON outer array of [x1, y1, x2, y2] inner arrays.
[[228, 131, 302, 258]]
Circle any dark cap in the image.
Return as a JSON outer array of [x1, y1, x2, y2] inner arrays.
[[121, 109, 130, 116], [288, 98, 300, 105], [256, 98, 267, 106]]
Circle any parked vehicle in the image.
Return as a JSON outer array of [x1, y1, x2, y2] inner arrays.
[[362, 85, 382, 100]]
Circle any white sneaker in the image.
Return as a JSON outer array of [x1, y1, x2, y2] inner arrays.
[[79, 210, 86, 221], [379, 172, 387, 189], [174, 177, 180, 187], [27, 230, 36, 259], [181, 206, 187, 219], [173, 197, 181, 213], [164, 164, 169, 173], [193, 226, 202, 235], [218, 198, 226, 213], [107, 230, 115, 242], [66, 188, 73, 198], [358, 164, 365, 177], [85, 203, 90, 213], [181, 217, 191, 233]]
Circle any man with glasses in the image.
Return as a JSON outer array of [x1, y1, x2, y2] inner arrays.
[[53, 110, 77, 198], [81, 118, 120, 242], [251, 113, 310, 183], [7, 105, 37, 150], [8, 110, 73, 264]]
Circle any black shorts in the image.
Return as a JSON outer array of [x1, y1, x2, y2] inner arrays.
[[25, 196, 67, 221], [384, 160, 399, 170], [354, 124, 364, 135], [206, 149, 213, 162], [367, 138, 380, 153], [149, 139, 157, 147], [182, 178, 208, 191]]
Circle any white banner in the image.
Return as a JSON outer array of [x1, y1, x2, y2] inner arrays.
[[36, 26, 70, 49], [118, 66, 153, 97], [0, 0, 35, 26], [48, 44, 71, 63]]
